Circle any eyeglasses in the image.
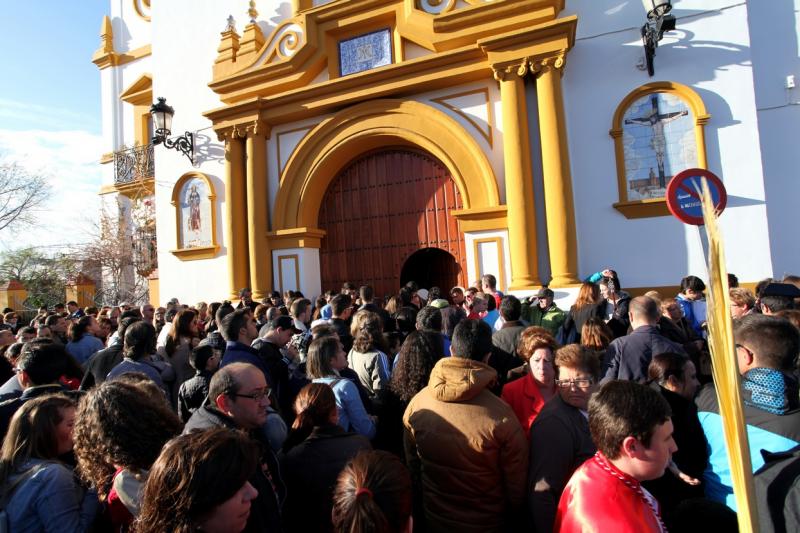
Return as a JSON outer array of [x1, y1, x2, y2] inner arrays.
[[555, 378, 594, 389], [234, 387, 271, 401]]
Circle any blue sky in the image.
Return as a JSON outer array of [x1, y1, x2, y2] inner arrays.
[[0, 1, 107, 251]]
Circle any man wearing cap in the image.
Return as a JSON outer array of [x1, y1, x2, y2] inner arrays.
[[759, 283, 800, 315], [521, 288, 566, 337]]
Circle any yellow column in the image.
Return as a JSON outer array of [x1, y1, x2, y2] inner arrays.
[[497, 67, 540, 290], [246, 123, 272, 301], [224, 132, 250, 300], [535, 56, 580, 286]]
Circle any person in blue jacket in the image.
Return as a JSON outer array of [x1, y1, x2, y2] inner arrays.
[[696, 314, 800, 510]]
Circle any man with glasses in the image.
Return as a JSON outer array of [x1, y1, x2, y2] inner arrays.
[[184, 362, 285, 531], [697, 314, 800, 511]]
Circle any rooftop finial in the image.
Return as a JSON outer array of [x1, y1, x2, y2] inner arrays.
[[225, 15, 236, 32], [248, 1, 258, 23]]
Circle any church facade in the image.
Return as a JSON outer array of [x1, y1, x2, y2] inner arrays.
[[94, 0, 797, 304]]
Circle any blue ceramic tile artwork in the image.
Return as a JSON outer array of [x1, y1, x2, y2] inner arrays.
[[339, 28, 392, 77]]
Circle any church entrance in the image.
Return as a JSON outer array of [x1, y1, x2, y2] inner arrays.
[[317, 148, 468, 299], [400, 248, 462, 294]]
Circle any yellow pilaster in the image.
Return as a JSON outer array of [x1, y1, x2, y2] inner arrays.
[[245, 122, 272, 301], [534, 55, 580, 286], [224, 133, 250, 300], [496, 65, 540, 290]]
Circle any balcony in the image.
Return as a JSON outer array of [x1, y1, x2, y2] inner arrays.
[[113, 143, 155, 195]]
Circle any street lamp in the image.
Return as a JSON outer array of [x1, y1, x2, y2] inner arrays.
[[641, 0, 676, 77], [150, 97, 194, 163]]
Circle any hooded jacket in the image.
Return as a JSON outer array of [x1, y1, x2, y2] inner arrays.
[[403, 357, 528, 533]]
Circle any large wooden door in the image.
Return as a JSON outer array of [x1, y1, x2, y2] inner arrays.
[[318, 149, 467, 299]]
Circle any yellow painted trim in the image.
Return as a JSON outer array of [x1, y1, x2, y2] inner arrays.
[[133, 0, 151, 22], [267, 227, 327, 249], [92, 15, 116, 70], [116, 177, 155, 198], [430, 87, 493, 147], [98, 184, 118, 195], [325, 17, 398, 81], [275, 125, 316, 178], [276, 254, 301, 294], [148, 274, 160, 306], [472, 237, 507, 294], [224, 137, 250, 299], [245, 128, 271, 300], [100, 152, 114, 164], [117, 44, 152, 66], [273, 99, 500, 231], [170, 171, 220, 260], [610, 81, 710, 219], [612, 198, 672, 219], [170, 245, 220, 260], [451, 205, 508, 232], [119, 73, 152, 104]]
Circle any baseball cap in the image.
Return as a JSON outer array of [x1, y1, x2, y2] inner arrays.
[[536, 288, 554, 299]]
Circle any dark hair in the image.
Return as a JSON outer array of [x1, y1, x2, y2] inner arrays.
[[648, 352, 691, 387], [120, 309, 141, 321], [331, 294, 352, 317], [74, 380, 182, 500], [580, 318, 614, 351], [283, 383, 337, 452], [680, 275, 706, 293], [67, 300, 78, 307], [17, 340, 68, 385], [499, 295, 521, 321], [359, 285, 374, 303], [555, 344, 602, 381], [427, 286, 442, 301], [761, 295, 795, 313], [189, 344, 215, 372], [136, 428, 259, 533], [481, 274, 497, 290], [394, 309, 417, 335], [734, 314, 800, 370], [44, 314, 62, 328], [415, 306, 442, 333], [306, 336, 340, 379], [389, 331, 437, 403], [588, 380, 672, 460], [629, 296, 660, 323], [123, 321, 156, 361], [167, 309, 197, 356], [333, 451, 412, 533], [220, 308, 250, 342], [4, 342, 24, 365], [450, 319, 493, 361], [728, 273, 739, 288], [352, 311, 386, 354], [0, 394, 76, 487], [117, 315, 141, 336], [214, 302, 235, 327], [239, 287, 252, 298], [17, 326, 36, 337]]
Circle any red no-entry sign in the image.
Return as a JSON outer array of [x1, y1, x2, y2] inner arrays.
[[666, 168, 727, 226]]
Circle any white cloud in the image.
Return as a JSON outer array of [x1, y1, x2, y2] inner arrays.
[[0, 128, 104, 251]]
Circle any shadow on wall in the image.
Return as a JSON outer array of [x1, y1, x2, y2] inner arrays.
[[192, 133, 225, 166]]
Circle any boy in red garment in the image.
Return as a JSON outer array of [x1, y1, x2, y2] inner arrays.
[[554, 380, 676, 532]]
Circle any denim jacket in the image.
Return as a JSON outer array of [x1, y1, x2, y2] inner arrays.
[[313, 376, 376, 439], [4, 459, 99, 533]]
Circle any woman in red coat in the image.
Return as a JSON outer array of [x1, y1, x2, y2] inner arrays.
[[500, 327, 557, 436]]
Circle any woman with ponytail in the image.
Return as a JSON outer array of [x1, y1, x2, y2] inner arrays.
[[281, 383, 371, 532], [332, 450, 413, 533]]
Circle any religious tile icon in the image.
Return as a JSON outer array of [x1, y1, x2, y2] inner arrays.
[[622, 93, 696, 200], [178, 177, 213, 248], [338, 29, 392, 77]]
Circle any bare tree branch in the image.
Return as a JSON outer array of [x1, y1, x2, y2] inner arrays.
[[0, 161, 50, 232]]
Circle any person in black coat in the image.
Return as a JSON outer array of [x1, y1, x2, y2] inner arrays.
[[644, 352, 708, 528], [281, 383, 371, 532], [177, 342, 220, 422], [560, 283, 604, 344], [80, 316, 140, 391]]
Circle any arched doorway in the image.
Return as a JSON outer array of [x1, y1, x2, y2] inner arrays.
[[400, 248, 462, 293], [317, 148, 468, 299]]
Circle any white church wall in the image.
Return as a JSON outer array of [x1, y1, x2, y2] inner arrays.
[[148, 1, 262, 304], [111, 0, 151, 54], [746, 0, 800, 276], [272, 248, 323, 300], [463, 230, 512, 294], [561, 0, 772, 288]]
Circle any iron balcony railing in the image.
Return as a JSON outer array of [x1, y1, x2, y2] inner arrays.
[[113, 143, 155, 185]]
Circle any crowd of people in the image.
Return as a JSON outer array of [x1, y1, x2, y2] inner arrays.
[[0, 271, 798, 532]]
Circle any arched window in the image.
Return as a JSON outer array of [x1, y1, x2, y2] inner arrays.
[[610, 82, 710, 219]]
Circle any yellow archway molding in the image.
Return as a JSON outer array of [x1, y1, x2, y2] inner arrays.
[[273, 99, 500, 230]]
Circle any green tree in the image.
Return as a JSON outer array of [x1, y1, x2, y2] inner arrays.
[[0, 247, 80, 308]]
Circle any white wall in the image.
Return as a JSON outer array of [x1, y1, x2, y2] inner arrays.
[[561, 0, 772, 287]]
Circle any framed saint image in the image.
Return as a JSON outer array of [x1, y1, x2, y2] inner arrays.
[[610, 82, 710, 219], [171, 172, 220, 260]]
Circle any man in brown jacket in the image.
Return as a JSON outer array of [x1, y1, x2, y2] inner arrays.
[[403, 319, 529, 533]]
